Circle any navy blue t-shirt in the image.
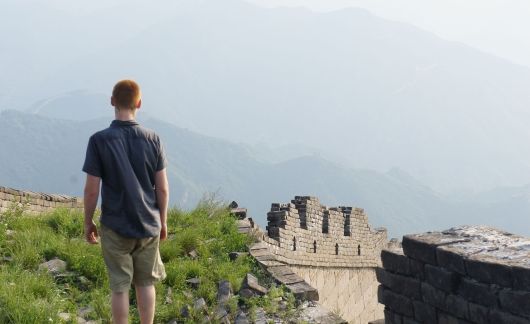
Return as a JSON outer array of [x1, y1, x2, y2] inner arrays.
[[82, 120, 167, 238]]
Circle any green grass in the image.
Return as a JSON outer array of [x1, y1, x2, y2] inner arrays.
[[0, 200, 297, 323]]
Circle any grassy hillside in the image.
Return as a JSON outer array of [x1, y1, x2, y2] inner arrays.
[[0, 202, 299, 323]]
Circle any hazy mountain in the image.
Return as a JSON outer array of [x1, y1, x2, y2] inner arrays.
[[0, 110, 468, 237], [3, 110, 530, 237], [25, 90, 109, 121], [3, 0, 530, 196]]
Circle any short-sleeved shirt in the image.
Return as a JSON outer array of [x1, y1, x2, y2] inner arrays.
[[82, 120, 167, 238]]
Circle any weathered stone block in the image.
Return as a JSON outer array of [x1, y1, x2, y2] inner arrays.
[[409, 258, 425, 280], [467, 302, 489, 324], [402, 233, 468, 265], [376, 268, 421, 300], [380, 287, 414, 317], [436, 245, 467, 275], [412, 300, 437, 324], [457, 278, 498, 307], [438, 311, 472, 324], [499, 289, 530, 317], [381, 249, 410, 275], [217, 280, 232, 305], [285, 281, 319, 301], [465, 258, 512, 288], [425, 264, 460, 293], [489, 309, 530, 324], [512, 265, 530, 292], [384, 307, 403, 324], [402, 316, 420, 324], [421, 282, 446, 310], [377, 284, 384, 304], [445, 294, 469, 320]]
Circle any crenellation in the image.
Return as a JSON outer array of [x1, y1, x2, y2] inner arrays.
[[264, 195, 387, 268]]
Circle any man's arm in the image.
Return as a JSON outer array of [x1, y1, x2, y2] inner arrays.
[[155, 168, 169, 240], [84, 174, 101, 244]]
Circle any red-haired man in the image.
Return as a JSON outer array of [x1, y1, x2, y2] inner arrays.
[[83, 79, 168, 324]]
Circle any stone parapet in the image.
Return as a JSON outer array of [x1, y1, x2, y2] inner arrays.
[[265, 196, 387, 268], [0, 186, 83, 214], [237, 195, 387, 323], [377, 225, 530, 324]]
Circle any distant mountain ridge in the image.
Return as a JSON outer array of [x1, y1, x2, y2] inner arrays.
[[3, 0, 530, 194], [3, 110, 530, 238]]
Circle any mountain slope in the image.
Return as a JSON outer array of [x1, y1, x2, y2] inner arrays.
[[4, 111, 530, 237], [4, 0, 530, 194], [0, 110, 471, 237]]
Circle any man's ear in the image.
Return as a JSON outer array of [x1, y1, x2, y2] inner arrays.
[[136, 99, 142, 109], [111, 96, 116, 107]]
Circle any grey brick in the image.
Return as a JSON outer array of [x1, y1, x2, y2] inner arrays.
[[409, 258, 425, 280], [402, 236, 438, 265], [376, 268, 422, 300], [380, 287, 414, 317], [445, 294, 469, 320], [438, 312, 472, 324], [467, 302, 489, 324], [465, 258, 512, 288], [457, 278, 498, 307], [382, 249, 410, 275], [436, 245, 467, 275], [489, 309, 530, 324], [402, 233, 468, 266], [512, 266, 530, 292], [425, 264, 460, 293], [421, 282, 447, 310], [402, 316, 420, 324], [384, 307, 403, 324], [499, 289, 530, 317], [412, 300, 437, 324]]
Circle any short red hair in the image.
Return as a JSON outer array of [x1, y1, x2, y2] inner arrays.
[[112, 79, 141, 109]]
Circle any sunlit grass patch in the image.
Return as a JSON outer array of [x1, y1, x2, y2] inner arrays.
[[0, 200, 261, 323]]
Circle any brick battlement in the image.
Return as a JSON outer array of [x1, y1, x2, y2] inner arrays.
[[0, 186, 83, 214], [264, 196, 387, 268]]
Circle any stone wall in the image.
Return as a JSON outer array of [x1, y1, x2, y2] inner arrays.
[[0, 186, 83, 214], [252, 196, 387, 323], [265, 196, 387, 268], [377, 225, 530, 324], [291, 265, 384, 324]]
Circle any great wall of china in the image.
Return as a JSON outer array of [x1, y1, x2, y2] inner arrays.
[[2, 186, 530, 324], [0, 186, 83, 214]]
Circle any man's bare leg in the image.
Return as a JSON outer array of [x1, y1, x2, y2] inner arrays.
[[136, 285, 156, 324], [111, 291, 129, 324]]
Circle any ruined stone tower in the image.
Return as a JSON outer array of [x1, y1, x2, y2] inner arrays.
[[261, 196, 388, 323]]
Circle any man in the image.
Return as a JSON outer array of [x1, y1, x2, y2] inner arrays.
[[82, 79, 169, 324]]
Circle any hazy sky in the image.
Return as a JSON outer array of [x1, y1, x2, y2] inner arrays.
[[247, 0, 530, 68]]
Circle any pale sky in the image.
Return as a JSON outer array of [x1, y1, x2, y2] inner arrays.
[[246, 0, 530, 68]]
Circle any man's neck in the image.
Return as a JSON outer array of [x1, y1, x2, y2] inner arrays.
[[114, 108, 137, 121]]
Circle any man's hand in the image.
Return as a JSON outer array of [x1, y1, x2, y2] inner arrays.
[[85, 220, 99, 244], [160, 223, 167, 241], [155, 169, 169, 241], [83, 174, 101, 244]]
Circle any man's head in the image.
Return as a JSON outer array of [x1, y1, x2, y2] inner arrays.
[[111, 79, 142, 110]]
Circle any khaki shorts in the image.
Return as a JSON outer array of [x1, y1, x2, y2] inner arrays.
[[100, 224, 166, 292]]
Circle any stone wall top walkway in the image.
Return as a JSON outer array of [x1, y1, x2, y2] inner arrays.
[[377, 225, 530, 324]]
